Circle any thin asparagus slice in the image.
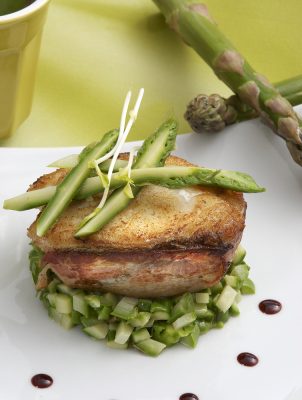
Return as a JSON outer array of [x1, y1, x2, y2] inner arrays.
[[153, 0, 302, 166], [75, 118, 178, 237], [185, 74, 302, 133], [3, 165, 264, 211], [47, 154, 79, 169], [48, 155, 128, 171], [36, 129, 119, 237]]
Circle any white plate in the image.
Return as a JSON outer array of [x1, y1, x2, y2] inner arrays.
[[1, 110, 302, 400]]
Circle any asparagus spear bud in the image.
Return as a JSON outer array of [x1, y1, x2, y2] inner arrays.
[[185, 75, 302, 133], [36, 129, 119, 237], [185, 93, 239, 133], [3, 165, 264, 211], [75, 118, 178, 237], [153, 0, 302, 166]]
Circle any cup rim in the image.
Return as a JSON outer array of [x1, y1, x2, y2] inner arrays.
[[0, 0, 50, 23]]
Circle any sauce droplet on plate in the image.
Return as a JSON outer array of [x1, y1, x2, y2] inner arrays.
[[237, 352, 259, 367], [179, 393, 199, 400], [31, 374, 53, 389], [259, 299, 282, 315]]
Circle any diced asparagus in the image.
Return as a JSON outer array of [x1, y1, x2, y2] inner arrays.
[[215, 285, 238, 313], [48, 307, 62, 325], [85, 294, 101, 309], [241, 278, 256, 294], [60, 314, 74, 330], [198, 321, 212, 335], [215, 310, 230, 324], [100, 293, 118, 307], [235, 292, 242, 304], [171, 293, 195, 321], [195, 292, 210, 304], [115, 322, 134, 345], [210, 282, 223, 295], [54, 294, 72, 314], [180, 324, 200, 348], [111, 297, 138, 320], [57, 283, 75, 295], [98, 306, 112, 321], [231, 263, 250, 281], [230, 303, 240, 317], [194, 304, 214, 321], [80, 317, 99, 328], [106, 341, 128, 350], [138, 299, 152, 312], [47, 279, 60, 294], [71, 310, 82, 325], [134, 339, 166, 356], [224, 275, 239, 289], [132, 328, 151, 343], [83, 323, 108, 340], [232, 244, 247, 265], [47, 293, 57, 308], [153, 324, 181, 346], [172, 312, 196, 330], [72, 292, 89, 317], [152, 311, 170, 321], [178, 323, 195, 338], [129, 312, 151, 328]]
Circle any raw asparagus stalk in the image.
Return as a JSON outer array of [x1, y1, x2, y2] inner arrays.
[[153, 0, 302, 166], [185, 74, 302, 133], [3, 165, 264, 211], [36, 129, 119, 237], [75, 118, 178, 237]]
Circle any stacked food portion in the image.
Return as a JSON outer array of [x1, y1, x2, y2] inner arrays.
[[4, 93, 264, 356]]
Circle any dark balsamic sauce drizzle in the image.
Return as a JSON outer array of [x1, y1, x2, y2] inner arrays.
[[237, 352, 259, 367], [31, 374, 53, 389], [259, 299, 282, 315], [179, 394, 199, 400]]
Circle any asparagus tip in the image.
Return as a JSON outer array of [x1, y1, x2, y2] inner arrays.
[[185, 94, 237, 133]]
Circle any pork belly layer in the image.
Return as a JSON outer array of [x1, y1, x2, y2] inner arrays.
[[40, 247, 235, 298], [28, 155, 246, 297]]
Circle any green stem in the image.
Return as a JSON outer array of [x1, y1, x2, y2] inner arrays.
[[36, 129, 119, 237], [48, 156, 128, 171], [153, 0, 302, 165], [186, 74, 302, 133], [3, 165, 264, 211]]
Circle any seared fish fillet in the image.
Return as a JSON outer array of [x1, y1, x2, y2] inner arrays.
[[28, 155, 246, 298]]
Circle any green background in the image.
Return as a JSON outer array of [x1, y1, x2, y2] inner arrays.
[[1, 0, 301, 147]]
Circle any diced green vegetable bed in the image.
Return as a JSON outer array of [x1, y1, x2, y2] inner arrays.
[[30, 244, 254, 357]]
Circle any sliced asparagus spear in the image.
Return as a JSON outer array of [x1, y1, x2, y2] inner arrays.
[[153, 0, 302, 166], [185, 74, 302, 133], [3, 166, 264, 211], [48, 155, 128, 171], [36, 129, 119, 237], [75, 118, 178, 237]]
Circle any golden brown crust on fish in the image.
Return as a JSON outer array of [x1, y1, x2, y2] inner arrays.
[[28, 155, 246, 297]]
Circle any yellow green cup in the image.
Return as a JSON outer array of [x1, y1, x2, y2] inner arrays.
[[0, 0, 50, 139]]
